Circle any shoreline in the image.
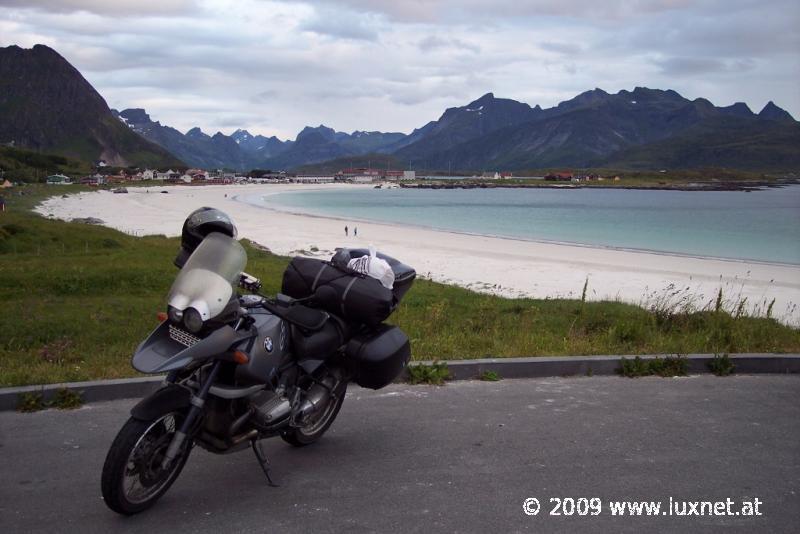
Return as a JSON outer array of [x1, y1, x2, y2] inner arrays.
[[400, 177, 800, 192], [35, 183, 800, 325], [237, 190, 800, 269]]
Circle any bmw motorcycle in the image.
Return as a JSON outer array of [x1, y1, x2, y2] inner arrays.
[[101, 208, 415, 515]]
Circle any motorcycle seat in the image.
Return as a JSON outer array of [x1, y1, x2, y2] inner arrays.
[[263, 301, 329, 332]]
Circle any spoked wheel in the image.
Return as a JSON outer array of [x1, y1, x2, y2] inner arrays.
[[282, 370, 348, 447], [101, 410, 192, 515]]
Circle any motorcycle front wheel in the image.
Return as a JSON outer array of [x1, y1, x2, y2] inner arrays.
[[101, 409, 192, 515]]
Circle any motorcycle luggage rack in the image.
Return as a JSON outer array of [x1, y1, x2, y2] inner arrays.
[[169, 324, 200, 347]]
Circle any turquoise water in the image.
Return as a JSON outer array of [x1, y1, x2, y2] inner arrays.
[[246, 186, 800, 265]]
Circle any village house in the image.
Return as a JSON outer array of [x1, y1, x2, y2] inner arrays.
[[545, 172, 574, 181], [45, 174, 72, 185], [337, 168, 380, 182], [157, 169, 180, 181], [292, 174, 335, 184], [335, 167, 414, 182], [187, 169, 209, 181], [79, 174, 106, 186]]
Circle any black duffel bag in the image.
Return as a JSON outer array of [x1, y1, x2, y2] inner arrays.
[[281, 257, 396, 326], [330, 248, 416, 302]]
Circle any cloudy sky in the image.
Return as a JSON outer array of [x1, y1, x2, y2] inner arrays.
[[1, 0, 798, 140]]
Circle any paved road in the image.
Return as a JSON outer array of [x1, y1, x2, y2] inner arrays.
[[1, 376, 798, 533]]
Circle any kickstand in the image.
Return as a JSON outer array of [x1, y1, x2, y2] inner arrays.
[[251, 440, 279, 487]]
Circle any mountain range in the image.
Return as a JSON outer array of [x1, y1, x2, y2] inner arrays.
[[110, 109, 407, 171], [1, 44, 798, 173]]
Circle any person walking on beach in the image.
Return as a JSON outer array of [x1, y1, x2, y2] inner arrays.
[[354, 227, 358, 237], [344, 225, 349, 237]]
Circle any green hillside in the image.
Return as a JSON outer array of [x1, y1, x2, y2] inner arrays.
[[605, 117, 800, 171], [0, 146, 92, 182]]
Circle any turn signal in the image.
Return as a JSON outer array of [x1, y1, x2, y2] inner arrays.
[[233, 350, 250, 364], [156, 312, 168, 322]]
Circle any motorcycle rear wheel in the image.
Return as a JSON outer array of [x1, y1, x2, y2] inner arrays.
[[282, 382, 347, 447], [101, 410, 192, 515]]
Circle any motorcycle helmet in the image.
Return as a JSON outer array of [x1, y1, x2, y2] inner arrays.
[[174, 207, 238, 268]]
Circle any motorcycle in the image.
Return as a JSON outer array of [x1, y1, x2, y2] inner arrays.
[[100, 208, 415, 515]]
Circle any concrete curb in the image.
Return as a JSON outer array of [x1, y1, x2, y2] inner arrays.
[[407, 353, 800, 381], [0, 376, 164, 412], [1, 353, 798, 411]]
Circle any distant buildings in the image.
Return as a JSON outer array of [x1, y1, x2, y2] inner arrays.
[[336, 168, 415, 182], [545, 172, 574, 181], [79, 174, 106, 186], [43, 165, 417, 187], [292, 174, 335, 183], [45, 174, 72, 185]]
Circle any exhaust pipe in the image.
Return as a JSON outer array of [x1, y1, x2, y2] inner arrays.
[[299, 383, 332, 417]]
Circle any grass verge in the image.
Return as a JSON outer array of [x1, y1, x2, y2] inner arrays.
[[1, 184, 799, 387]]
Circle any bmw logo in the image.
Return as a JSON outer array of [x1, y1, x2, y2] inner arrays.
[[264, 337, 274, 353]]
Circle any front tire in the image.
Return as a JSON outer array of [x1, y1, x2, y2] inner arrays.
[[101, 410, 192, 515]]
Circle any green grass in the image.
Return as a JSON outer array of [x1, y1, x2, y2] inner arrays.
[[708, 353, 736, 376], [407, 361, 451, 385], [15, 388, 83, 412], [1, 185, 799, 386], [478, 370, 501, 382], [618, 355, 689, 378]]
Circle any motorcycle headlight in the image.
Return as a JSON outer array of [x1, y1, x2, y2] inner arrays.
[[183, 307, 204, 334], [167, 306, 183, 324]]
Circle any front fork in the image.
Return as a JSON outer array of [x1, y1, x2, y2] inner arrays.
[[160, 360, 222, 469]]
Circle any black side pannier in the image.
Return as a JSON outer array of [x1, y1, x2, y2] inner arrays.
[[281, 257, 394, 326], [345, 324, 411, 389]]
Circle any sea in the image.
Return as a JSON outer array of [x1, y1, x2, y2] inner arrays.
[[243, 185, 800, 265]]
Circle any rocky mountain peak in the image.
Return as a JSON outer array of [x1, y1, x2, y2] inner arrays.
[[759, 101, 795, 122], [119, 108, 152, 124]]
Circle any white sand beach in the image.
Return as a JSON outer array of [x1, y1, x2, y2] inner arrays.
[[37, 183, 800, 325]]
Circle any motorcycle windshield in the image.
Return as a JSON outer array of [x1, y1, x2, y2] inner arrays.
[[167, 232, 246, 321]]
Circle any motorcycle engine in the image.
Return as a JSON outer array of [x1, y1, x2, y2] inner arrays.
[[249, 375, 337, 432], [249, 391, 292, 431]]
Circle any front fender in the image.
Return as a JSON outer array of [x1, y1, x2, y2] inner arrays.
[[132, 323, 255, 373], [130, 384, 192, 421]]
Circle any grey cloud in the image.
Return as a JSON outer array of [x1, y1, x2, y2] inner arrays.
[[0, 0, 197, 16], [210, 114, 258, 128], [299, 5, 382, 41], [299, 0, 695, 23], [301, 20, 379, 41], [418, 35, 480, 54], [655, 56, 757, 76], [540, 41, 582, 55], [251, 90, 279, 103], [620, 2, 800, 58], [1, 0, 798, 137]]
